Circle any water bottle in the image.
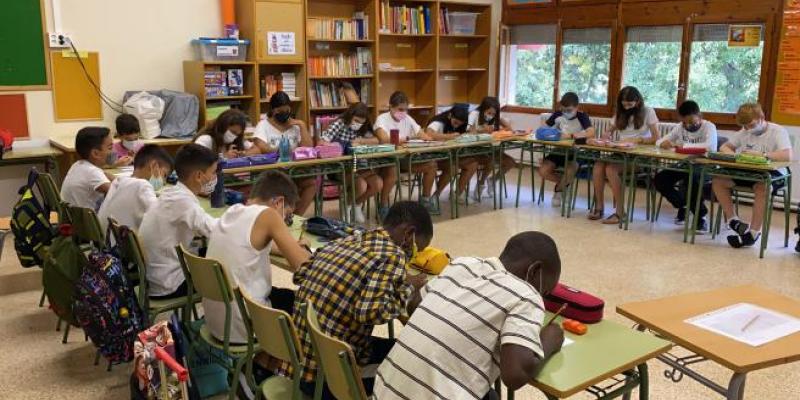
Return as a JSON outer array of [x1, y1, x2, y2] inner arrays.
[[279, 135, 291, 162], [210, 159, 226, 208]]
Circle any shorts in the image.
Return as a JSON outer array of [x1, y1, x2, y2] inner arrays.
[[543, 154, 583, 168], [732, 170, 787, 194]]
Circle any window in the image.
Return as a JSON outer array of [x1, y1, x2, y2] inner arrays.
[[688, 24, 765, 113], [559, 28, 611, 104], [503, 24, 557, 108], [623, 26, 682, 109]]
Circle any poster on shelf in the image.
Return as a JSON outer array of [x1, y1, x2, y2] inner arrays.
[[727, 25, 762, 47], [267, 32, 295, 55]]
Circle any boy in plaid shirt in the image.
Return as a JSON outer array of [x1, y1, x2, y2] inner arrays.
[[279, 201, 433, 399]]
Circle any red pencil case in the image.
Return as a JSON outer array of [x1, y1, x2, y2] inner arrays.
[[543, 283, 605, 323], [675, 146, 706, 155]]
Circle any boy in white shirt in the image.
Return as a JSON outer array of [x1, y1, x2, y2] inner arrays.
[[97, 144, 173, 232], [712, 103, 793, 248], [654, 100, 718, 232], [139, 144, 220, 299], [60, 127, 115, 210], [204, 170, 311, 345]]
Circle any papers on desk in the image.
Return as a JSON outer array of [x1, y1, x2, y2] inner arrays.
[[563, 337, 575, 347], [685, 303, 800, 347], [115, 166, 134, 178]]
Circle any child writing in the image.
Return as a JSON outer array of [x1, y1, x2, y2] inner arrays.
[[193, 108, 256, 158], [470, 96, 518, 201], [540, 92, 594, 207], [98, 144, 173, 232], [591, 86, 659, 224], [109, 114, 143, 167], [60, 127, 115, 210], [374, 91, 439, 215], [252, 91, 316, 216], [712, 103, 793, 248], [426, 105, 479, 201], [139, 144, 219, 299], [654, 100, 717, 233]]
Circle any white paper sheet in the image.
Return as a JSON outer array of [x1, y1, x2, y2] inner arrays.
[[685, 303, 800, 347], [563, 337, 575, 347]]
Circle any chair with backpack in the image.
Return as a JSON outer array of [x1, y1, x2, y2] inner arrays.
[[10, 169, 57, 269], [176, 244, 259, 400], [241, 291, 310, 400], [305, 304, 369, 400]]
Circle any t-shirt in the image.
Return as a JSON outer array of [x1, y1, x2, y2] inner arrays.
[[728, 122, 793, 174], [615, 106, 659, 141], [194, 134, 253, 154], [546, 111, 592, 136], [374, 112, 421, 141], [426, 112, 468, 134], [139, 182, 218, 296], [656, 120, 718, 152], [320, 119, 361, 144], [373, 257, 545, 400], [60, 160, 110, 210], [97, 176, 157, 232], [253, 120, 302, 151], [467, 110, 502, 132], [204, 204, 272, 344]]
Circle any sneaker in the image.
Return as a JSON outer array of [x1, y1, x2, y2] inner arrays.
[[727, 231, 760, 248], [674, 208, 686, 225], [486, 179, 495, 198], [695, 218, 708, 234], [472, 185, 484, 202], [728, 219, 749, 236], [551, 191, 562, 208], [353, 206, 366, 224], [378, 206, 390, 221], [420, 197, 439, 215]]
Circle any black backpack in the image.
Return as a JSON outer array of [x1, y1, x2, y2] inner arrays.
[[304, 216, 364, 241], [11, 169, 55, 268]]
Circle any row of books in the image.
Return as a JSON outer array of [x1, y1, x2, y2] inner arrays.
[[379, 2, 432, 35], [308, 79, 371, 109], [260, 72, 297, 99], [308, 48, 372, 77], [308, 14, 369, 41], [204, 69, 245, 97]]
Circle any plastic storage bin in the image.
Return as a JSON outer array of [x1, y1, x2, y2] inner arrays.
[[447, 12, 479, 35], [192, 38, 249, 62]]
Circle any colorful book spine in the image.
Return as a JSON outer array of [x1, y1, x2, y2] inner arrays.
[[309, 48, 372, 77]]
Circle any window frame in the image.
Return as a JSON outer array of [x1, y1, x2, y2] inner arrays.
[[499, 1, 779, 129]]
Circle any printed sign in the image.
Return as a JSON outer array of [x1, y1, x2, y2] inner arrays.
[[267, 32, 296, 55], [728, 25, 762, 47]]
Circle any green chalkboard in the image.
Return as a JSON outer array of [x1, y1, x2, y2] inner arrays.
[[0, 0, 48, 88]]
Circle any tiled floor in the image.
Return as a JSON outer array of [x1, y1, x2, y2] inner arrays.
[[1, 176, 798, 399]]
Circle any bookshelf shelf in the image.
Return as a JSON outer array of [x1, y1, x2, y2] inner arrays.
[[207, 95, 254, 100], [379, 33, 434, 37], [379, 68, 434, 73], [310, 104, 375, 112], [439, 34, 489, 39], [308, 39, 375, 43], [437, 1, 491, 106], [439, 68, 487, 73], [261, 97, 302, 103], [309, 75, 374, 79]]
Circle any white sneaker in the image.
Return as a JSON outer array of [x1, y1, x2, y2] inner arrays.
[[353, 206, 366, 224], [552, 192, 562, 208]]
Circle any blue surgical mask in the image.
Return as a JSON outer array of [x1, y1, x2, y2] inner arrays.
[[149, 176, 165, 192]]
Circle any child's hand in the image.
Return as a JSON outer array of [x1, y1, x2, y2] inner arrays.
[[540, 323, 565, 356], [114, 156, 133, 167], [224, 148, 241, 159], [659, 140, 673, 150]]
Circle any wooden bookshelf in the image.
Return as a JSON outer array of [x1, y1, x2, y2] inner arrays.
[[182, 61, 258, 128], [437, 1, 491, 107]]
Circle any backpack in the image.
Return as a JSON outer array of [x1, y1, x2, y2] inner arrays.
[[11, 169, 55, 268], [73, 232, 145, 365], [42, 225, 85, 325], [304, 216, 364, 241]]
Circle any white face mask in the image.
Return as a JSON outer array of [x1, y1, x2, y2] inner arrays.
[[484, 113, 496, 123], [350, 122, 364, 131], [200, 173, 218, 195], [562, 111, 577, 120], [122, 139, 140, 151], [745, 121, 767, 136], [223, 130, 238, 144]]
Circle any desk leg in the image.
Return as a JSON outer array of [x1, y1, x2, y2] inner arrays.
[[624, 158, 638, 231], [407, 157, 414, 201], [691, 166, 706, 245], [726, 372, 746, 400], [452, 151, 460, 219], [637, 363, 649, 400], [620, 156, 628, 230], [760, 175, 773, 259], [683, 164, 694, 244]]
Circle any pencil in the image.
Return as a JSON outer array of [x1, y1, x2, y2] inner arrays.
[[741, 315, 760, 332], [546, 304, 568, 326], [299, 225, 306, 241]]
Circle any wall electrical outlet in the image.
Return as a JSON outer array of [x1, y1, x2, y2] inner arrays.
[[48, 32, 72, 48]]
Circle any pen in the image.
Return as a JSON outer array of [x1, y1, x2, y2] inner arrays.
[[741, 315, 760, 332], [546, 304, 568, 326]]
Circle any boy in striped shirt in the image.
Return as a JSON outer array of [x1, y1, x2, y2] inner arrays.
[[374, 232, 565, 400]]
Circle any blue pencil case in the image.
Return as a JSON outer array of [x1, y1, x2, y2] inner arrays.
[[220, 157, 251, 169], [535, 127, 562, 141], [248, 153, 279, 165]]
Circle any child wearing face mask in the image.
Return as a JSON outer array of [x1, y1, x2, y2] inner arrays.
[[98, 144, 173, 232], [193, 108, 255, 159], [253, 91, 317, 216], [654, 100, 718, 233], [108, 114, 142, 167], [712, 103, 793, 248], [470, 96, 519, 201], [320, 102, 382, 223], [426, 105, 480, 201], [539, 93, 595, 208], [139, 144, 220, 300], [591, 86, 660, 224]]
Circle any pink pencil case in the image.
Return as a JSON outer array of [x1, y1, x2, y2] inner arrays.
[[293, 147, 318, 160], [316, 143, 343, 159]]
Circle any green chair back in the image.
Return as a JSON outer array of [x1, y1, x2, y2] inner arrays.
[[36, 172, 63, 223], [65, 205, 105, 246], [305, 305, 368, 400], [108, 219, 150, 312]]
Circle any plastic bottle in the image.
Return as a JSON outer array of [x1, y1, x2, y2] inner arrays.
[[210, 159, 226, 208], [279, 135, 291, 162]]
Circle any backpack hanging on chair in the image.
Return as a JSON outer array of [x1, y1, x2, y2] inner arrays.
[[11, 169, 55, 268], [73, 227, 145, 365], [42, 224, 85, 325]]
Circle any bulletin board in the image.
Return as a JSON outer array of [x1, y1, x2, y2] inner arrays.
[[0, 94, 30, 137], [51, 50, 103, 121], [0, 0, 49, 90], [772, 0, 800, 125]]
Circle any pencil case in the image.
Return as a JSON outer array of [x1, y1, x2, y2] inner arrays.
[[476, 134, 492, 141], [315, 143, 343, 158], [455, 135, 478, 143], [219, 157, 251, 169], [352, 144, 396, 154], [292, 147, 318, 160], [491, 130, 514, 140], [248, 153, 279, 165], [707, 152, 737, 162], [675, 146, 707, 155], [543, 283, 605, 323], [535, 127, 562, 142], [736, 153, 770, 165]]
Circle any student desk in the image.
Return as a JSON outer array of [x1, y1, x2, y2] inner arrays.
[[574, 144, 637, 228], [617, 285, 800, 400], [627, 147, 696, 239], [515, 138, 579, 216], [509, 315, 671, 400], [348, 150, 405, 221], [690, 159, 793, 258], [0, 145, 63, 184]]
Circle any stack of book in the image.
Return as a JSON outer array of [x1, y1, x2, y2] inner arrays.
[[281, 72, 297, 98], [260, 72, 298, 100], [439, 7, 449, 35], [204, 69, 244, 97], [309, 48, 372, 77], [309, 80, 371, 109], [308, 12, 369, 40], [379, 2, 431, 35]]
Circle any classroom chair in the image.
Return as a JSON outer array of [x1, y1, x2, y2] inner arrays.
[[241, 292, 311, 400], [305, 304, 368, 400], [177, 244, 259, 400]]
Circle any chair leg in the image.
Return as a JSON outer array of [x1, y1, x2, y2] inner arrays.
[[39, 290, 46, 307], [712, 203, 723, 239], [538, 179, 545, 205], [655, 195, 664, 223], [515, 151, 525, 208], [62, 323, 71, 344], [784, 189, 791, 248]]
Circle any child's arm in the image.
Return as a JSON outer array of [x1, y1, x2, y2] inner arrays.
[[642, 122, 660, 145], [499, 117, 513, 130], [373, 127, 392, 144], [255, 208, 310, 272], [292, 119, 313, 147]]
